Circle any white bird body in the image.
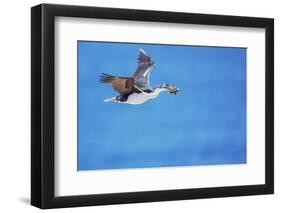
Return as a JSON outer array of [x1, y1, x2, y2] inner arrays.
[[104, 88, 167, 105]]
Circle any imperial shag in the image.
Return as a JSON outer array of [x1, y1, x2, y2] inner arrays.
[[99, 49, 180, 105]]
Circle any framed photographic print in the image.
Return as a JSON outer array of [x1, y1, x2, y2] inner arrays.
[[31, 3, 274, 209]]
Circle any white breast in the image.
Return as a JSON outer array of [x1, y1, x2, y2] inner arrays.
[[125, 93, 155, 105], [104, 88, 166, 105]]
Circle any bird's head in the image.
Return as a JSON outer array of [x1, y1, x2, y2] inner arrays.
[[159, 83, 180, 95]]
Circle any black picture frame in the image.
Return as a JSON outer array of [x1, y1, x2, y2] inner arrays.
[[31, 3, 274, 209]]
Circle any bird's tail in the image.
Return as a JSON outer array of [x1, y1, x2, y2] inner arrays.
[[99, 73, 116, 83]]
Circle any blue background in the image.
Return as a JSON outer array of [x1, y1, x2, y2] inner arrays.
[[78, 41, 246, 171]]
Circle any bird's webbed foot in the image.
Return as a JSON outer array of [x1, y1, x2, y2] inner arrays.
[[117, 95, 129, 102]]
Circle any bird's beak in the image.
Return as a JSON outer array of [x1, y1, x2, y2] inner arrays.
[[167, 85, 180, 95]]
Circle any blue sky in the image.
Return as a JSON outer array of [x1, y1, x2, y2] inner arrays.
[[78, 41, 247, 171]]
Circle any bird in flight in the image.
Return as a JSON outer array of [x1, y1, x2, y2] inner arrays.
[[99, 48, 180, 105]]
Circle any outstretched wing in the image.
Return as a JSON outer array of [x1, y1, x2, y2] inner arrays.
[[99, 73, 134, 95], [133, 49, 155, 90]]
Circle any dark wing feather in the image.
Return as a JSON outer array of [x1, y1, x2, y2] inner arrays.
[[133, 49, 155, 90], [99, 73, 134, 95]]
